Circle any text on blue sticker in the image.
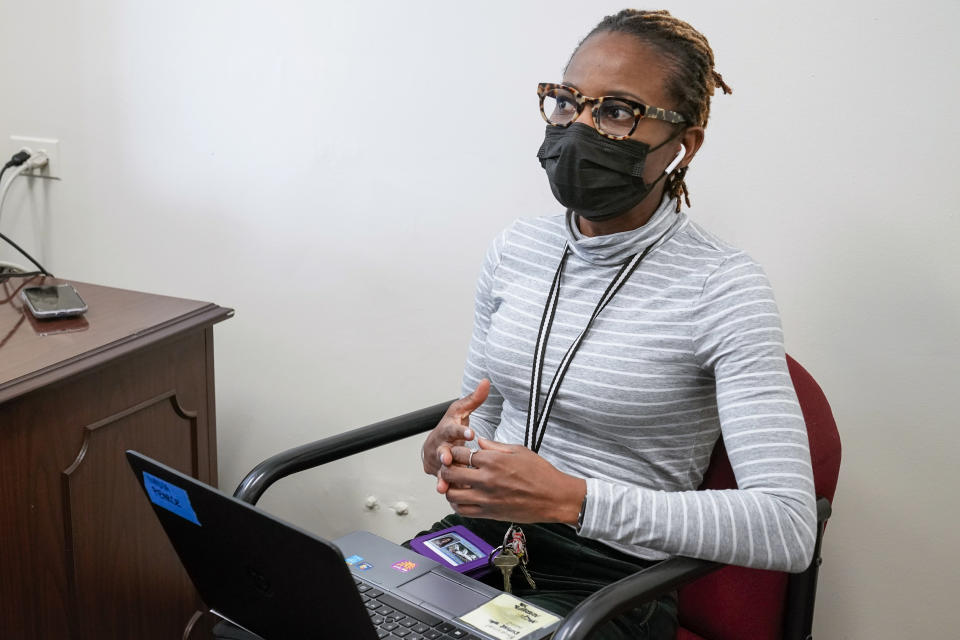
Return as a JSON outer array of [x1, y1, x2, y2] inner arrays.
[[143, 471, 201, 526]]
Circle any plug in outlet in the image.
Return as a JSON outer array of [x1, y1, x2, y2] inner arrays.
[[8, 136, 60, 180]]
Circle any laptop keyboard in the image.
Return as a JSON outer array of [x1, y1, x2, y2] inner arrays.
[[355, 577, 484, 640]]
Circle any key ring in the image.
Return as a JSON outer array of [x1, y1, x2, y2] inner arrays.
[[488, 545, 504, 567]]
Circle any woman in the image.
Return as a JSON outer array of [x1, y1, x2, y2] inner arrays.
[[419, 9, 816, 640]]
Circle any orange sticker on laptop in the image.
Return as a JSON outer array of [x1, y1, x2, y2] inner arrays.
[[391, 560, 417, 573]]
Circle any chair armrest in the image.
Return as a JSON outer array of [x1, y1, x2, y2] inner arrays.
[[816, 495, 831, 521], [783, 496, 832, 640], [551, 556, 722, 640], [554, 497, 833, 639], [233, 400, 453, 505]]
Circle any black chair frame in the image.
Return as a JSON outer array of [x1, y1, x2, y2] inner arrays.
[[234, 402, 831, 640]]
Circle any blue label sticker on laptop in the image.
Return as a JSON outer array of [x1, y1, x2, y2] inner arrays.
[[345, 555, 363, 565], [143, 471, 201, 526], [356, 562, 373, 571]]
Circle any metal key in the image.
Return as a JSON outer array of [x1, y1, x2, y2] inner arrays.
[[493, 549, 519, 593], [518, 560, 537, 590]]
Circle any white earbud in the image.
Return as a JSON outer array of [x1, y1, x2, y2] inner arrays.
[[664, 143, 686, 175]]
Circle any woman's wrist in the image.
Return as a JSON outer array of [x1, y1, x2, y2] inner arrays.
[[553, 475, 588, 527]]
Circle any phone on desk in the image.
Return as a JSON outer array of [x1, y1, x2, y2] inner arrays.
[[21, 284, 88, 319]]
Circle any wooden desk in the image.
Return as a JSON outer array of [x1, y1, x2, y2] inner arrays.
[[0, 276, 232, 639]]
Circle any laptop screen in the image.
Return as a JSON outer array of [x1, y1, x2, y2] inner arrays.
[[126, 451, 378, 640]]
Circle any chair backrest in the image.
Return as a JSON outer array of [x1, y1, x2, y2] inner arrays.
[[677, 355, 841, 640]]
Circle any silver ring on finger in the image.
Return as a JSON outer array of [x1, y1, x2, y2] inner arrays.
[[468, 449, 476, 468]]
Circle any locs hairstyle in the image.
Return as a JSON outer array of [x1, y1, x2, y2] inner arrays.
[[575, 9, 733, 211]]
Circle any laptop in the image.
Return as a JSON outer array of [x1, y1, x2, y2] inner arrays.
[[126, 451, 561, 640]]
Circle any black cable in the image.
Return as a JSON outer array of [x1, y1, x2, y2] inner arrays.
[[0, 230, 50, 277], [0, 314, 25, 350], [0, 150, 31, 185], [1, 276, 35, 303], [0, 276, 32, 349], [0, 151, 49, 281], [0, 270, 43, 285]]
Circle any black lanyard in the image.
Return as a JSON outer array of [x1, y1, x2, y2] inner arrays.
[[523, 231, 669, 453]]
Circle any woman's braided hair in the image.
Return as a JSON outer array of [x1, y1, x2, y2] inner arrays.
[[580, 9, 732, 211]]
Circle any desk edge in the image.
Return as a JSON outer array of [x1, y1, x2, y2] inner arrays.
[[0, 303, 234, 405]]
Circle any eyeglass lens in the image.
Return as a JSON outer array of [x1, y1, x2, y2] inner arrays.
[[542, 86, 638, 138]]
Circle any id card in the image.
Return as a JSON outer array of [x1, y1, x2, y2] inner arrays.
[[410, 525, 494, 576]]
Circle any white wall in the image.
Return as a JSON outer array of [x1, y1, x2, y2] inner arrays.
[[1, 1, 957, 637]]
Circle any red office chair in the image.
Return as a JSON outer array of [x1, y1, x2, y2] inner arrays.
[[672, 355, 841, 640], [232, 355, 840, 640]]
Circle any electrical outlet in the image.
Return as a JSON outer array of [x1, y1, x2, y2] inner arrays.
[[7, 136, 60, 180]]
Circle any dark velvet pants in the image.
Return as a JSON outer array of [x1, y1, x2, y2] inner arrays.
[[409, 514, 678, 640]]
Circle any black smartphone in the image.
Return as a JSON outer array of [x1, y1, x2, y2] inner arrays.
[[21, 284, 88, 319]]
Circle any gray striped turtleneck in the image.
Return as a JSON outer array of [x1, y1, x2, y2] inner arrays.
[[461, 197, 817, 572]]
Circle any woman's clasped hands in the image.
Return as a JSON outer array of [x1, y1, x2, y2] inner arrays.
[[421, 379, 586, 526]]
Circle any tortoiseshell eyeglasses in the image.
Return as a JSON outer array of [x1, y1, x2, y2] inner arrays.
[[537, 82, 687, 140]]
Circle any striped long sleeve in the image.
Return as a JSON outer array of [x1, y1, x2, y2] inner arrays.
[[462, 230, 506, 442], [579, 252, 816, 571], [460, 199, 817, 572]]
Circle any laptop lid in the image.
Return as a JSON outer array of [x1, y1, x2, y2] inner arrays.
[[127, 451, 561, 640], [126, 451, 378, 640]]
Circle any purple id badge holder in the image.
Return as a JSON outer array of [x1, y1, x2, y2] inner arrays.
[[409, 525, 495, 579]]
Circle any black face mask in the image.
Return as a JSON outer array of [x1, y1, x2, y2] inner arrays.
[[537, 123, 677, 221]]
